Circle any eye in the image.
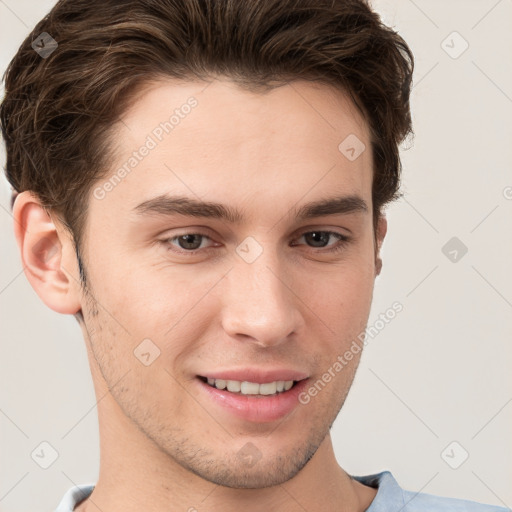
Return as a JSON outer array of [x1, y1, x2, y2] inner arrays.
[[164, 233, 215, 253], [294, 230, 351, 253], [160, 229, 351, 256]]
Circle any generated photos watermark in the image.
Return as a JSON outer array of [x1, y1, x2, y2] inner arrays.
[[298, 301, 403, 405], [93, 96, 198, 200]]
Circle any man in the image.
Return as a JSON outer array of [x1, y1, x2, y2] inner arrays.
[[0, 0, 507, 510]]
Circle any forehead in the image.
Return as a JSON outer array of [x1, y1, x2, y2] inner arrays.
[[92, 78, 373, 221], [118, 77, 370, 149]]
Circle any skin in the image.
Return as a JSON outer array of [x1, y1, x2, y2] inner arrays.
[[14, 78, 386, 511]]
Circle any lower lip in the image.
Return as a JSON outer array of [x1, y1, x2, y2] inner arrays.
[[196, 378, 309, 423]]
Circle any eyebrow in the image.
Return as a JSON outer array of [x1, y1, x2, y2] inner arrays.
[[132, 193, 369, 223]]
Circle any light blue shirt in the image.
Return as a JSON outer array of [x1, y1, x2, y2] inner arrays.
[[55, 470, 509, 511]]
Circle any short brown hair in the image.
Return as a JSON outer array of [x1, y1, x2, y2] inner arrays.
[[1, 0, 413, 264]]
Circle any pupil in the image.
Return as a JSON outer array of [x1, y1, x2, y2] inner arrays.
[[180, 234, 201, 250], [306, 231, 328, 247]]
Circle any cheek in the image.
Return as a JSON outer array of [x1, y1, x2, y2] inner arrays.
[[315, 260, 375, 317], [88, 250, 197, 320], [92, 264, 220, 365], [305, 260, 376, 363]]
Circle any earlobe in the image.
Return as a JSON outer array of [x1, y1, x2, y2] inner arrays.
[[12, 191, 82, 315], [375, 215, 387, 277]]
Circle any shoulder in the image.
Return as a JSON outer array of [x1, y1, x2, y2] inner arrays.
[[400, 488, 508, 511], [55, 483, 95, 512], [351, 471, 508, 512]]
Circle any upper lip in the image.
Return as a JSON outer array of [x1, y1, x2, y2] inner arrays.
[[198, 368, 309, 384]]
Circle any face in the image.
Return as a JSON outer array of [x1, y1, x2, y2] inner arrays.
[[78, 78, 383, 488]]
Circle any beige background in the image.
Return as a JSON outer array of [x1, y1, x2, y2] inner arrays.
[[1, 0, 511, 510]]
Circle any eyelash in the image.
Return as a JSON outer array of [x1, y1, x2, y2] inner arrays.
[[161, 230, 351, 256]]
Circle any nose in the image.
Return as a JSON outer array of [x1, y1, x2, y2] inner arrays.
[[220, 247, 303, 348]]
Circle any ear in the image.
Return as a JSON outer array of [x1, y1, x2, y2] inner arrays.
[[12, 191, 82, 315], [374, 215, 387, 277]]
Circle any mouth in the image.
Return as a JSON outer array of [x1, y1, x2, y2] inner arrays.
[[195, 372, 310, 423], [198, 375, 301, 397]]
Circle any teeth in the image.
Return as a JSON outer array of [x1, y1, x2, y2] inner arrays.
[[205, 378, 295, 395], [214, 379, 227, 390], [259, 382, 277, 395], [241, 381, 260, 394], [226, 380, 241, 392]]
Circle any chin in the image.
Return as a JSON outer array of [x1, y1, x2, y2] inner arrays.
[[178, 435, 322, 489]]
